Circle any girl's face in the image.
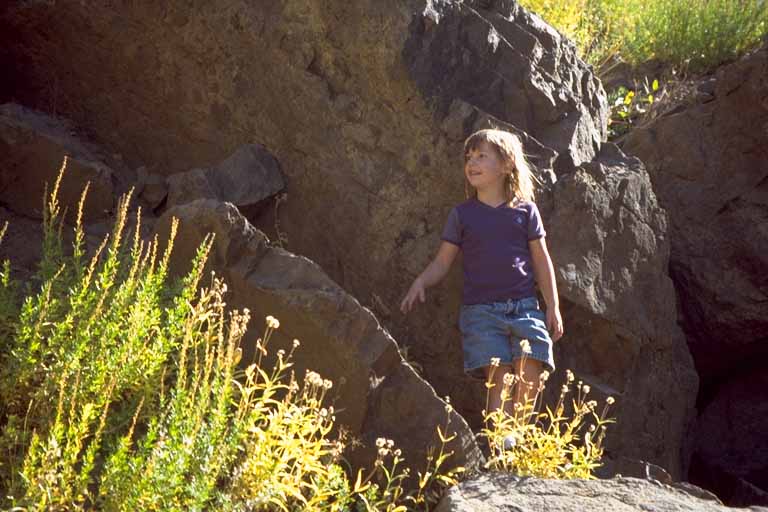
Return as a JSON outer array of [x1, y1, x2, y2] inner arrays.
[[464, 141, 508, 192]]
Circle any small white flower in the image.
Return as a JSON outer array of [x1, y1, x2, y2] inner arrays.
[[607, 396, 615, 405], [266, 315, 280, 329], [490, 357, 501, 367], [519, 339, 532, 354], [305, 370, 323, 387]]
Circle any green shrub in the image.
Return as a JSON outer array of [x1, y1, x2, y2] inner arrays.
[[607, 77, 660, 139], [0, 158, 462, 511], [520, 0, 767, 71], [481, 343, 615, 479], [621, 0, 767, 71]]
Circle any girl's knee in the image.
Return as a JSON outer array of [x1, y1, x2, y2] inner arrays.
[[483, 363, 514, 380], [512, 357, 543, 380]]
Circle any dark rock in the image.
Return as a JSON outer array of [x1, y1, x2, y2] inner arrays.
[[166, 144, 285, 209], [136, 166, 167, 210], [0, 103, 116, 221], [404, 0, 607, 173], [544, 143, 697, 476], [689, 369, 768, 506], [166, 168, 216, 208], [690, 455, 768, 508], [622, 45, 768, 381], [622, 43, 768, 504]]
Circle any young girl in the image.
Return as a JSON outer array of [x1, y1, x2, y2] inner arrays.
[[400, 128, 563, 423]]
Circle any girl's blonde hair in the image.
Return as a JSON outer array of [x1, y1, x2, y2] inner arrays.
[[462, 129, 535, 203]]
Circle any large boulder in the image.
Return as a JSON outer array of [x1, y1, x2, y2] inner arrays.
[[0, 103, 117, 221], [435, 473, 767, 512], [404, 0, 607, 172], [690, 368, 768, 506], [153, 199, 483, 475], [166, 144, 285, 209], [622, 44, 768, 382], [622, 44, 768, 498], [0, 0, 696, 477], [545, 143, 697, 475]]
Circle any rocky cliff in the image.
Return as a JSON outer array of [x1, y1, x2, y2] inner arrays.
[[623, 44, 768, 505], [1, 0, 697, 481]]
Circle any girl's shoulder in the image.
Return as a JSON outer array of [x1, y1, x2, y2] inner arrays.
[[511, 198, 537, 210], [511, 200, 544, 222]]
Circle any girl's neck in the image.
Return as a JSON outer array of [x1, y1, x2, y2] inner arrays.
[[475, 187, 508, 208]]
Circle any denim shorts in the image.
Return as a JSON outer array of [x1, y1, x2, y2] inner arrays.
[[459, 296, 555, 379]]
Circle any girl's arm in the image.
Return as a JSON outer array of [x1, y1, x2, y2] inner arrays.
[[529, 238, 564, 341], [400, 242, 460, 313]]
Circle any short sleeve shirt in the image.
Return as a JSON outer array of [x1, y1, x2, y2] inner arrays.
[[441, 198, 545, 305]]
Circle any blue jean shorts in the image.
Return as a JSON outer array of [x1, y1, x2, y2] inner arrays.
[[459, 296, 555, 379]]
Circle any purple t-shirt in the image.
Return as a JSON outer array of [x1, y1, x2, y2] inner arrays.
[[441, 198, 546, 305]]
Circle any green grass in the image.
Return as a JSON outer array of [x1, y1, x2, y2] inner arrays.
[[520, 0, 768, 71]]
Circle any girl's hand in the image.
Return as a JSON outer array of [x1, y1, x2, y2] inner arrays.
[[546, 307, 564, 342], [400, 277, 426, 314]]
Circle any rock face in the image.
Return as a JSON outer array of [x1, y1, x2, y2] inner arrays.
[[545, 143, 697, 473], [622, 44, 768, 500], [0, 103, 118, 221], [153, 199, 483, 475], [0, 206, 42, 283], [622, 44, 768, 382], [403, 0, 607, 172], [690, 369, 768, 507], [435, 473, 767, 512], [0, 0, 696, 478], [166, 144, 285, 209]]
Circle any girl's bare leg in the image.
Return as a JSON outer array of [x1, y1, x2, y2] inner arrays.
[[512, 357, 543, 410], [485, 364, 515, 417], [485, 359, 544, 421]]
